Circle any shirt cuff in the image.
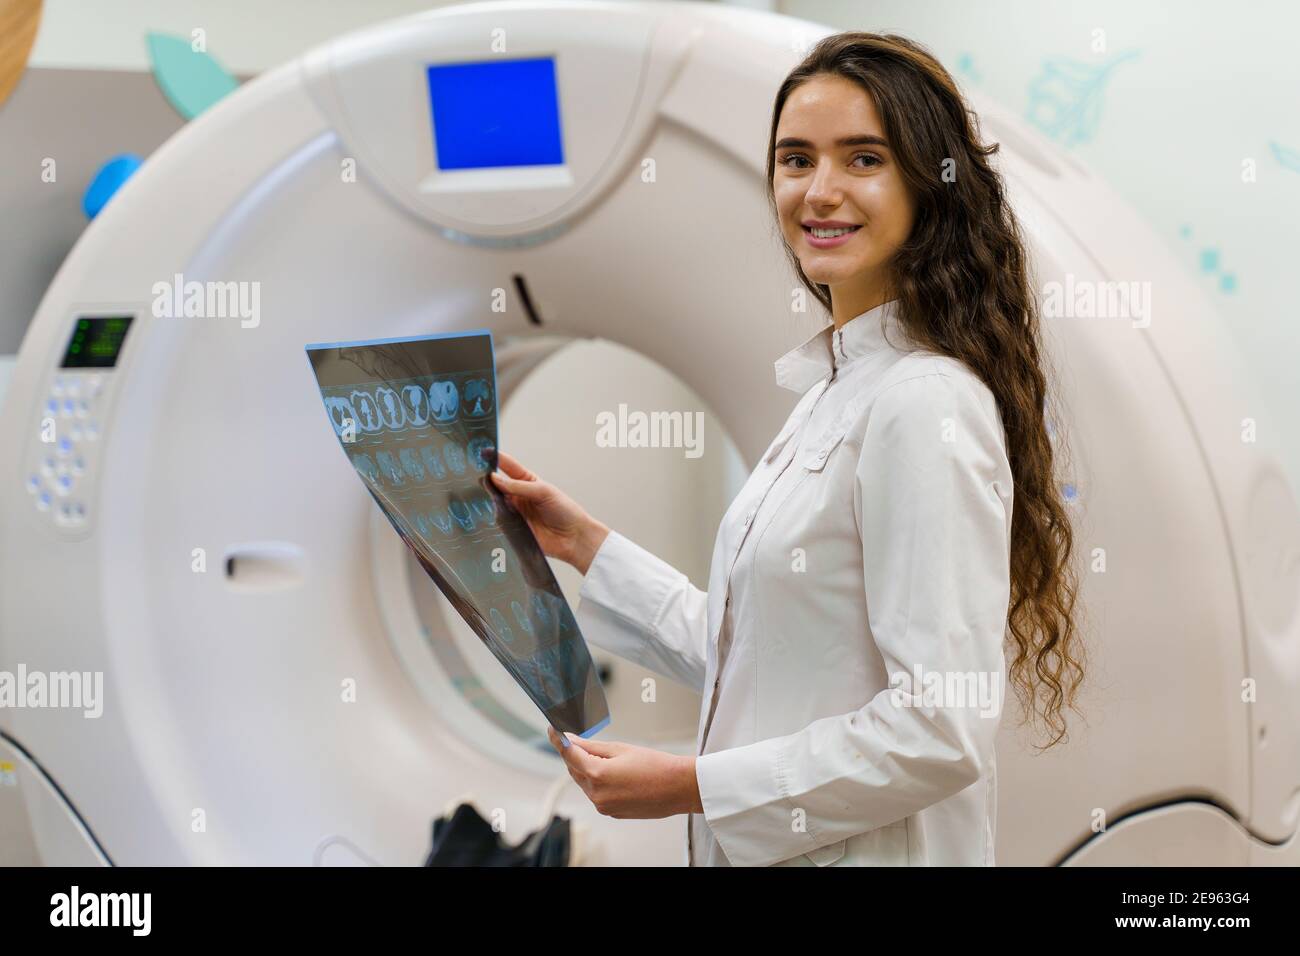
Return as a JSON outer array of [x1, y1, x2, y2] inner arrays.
[[695, 736, 819, 867]]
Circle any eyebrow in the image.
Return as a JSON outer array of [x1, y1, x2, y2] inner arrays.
[[774, 134, 890, 150]]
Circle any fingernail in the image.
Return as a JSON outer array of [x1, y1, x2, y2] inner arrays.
[[559, 732, 571, 749]]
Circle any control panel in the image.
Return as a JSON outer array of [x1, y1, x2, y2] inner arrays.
[[21, 313, 134, 538]]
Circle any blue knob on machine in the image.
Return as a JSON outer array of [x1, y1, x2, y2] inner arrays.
[[82, 154, 144, 220]]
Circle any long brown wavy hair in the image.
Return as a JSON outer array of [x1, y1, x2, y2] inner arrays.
[[766, 32, 1086, 749]]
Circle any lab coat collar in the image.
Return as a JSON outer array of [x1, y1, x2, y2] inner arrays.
[[773, 299, 905, 393]]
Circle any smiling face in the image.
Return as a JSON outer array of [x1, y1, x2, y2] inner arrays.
[[773, 73, 916, 326]]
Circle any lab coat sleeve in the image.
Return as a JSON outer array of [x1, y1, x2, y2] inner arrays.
[[573, 529, 708, 692], [694, 371, 1012, 867]]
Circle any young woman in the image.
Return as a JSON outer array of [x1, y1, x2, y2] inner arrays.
[[490, 32, 1084, 867]]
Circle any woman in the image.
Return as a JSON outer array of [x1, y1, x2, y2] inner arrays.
[[490, 32, 1084, 867]]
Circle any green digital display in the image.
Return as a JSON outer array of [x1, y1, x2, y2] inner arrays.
[[60, 315, 133, 368]]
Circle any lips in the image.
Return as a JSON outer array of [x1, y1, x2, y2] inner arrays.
[[801, 223, 863, 249]]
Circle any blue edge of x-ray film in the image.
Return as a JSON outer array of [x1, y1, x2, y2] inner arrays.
[[304, 328, 610, 739]]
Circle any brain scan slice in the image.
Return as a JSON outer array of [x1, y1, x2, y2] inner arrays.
[[429, 380, 459, 423], [398, 447, 426, 482], [469, 495, 498, 526], [325, 395, 357, 437], [401, 383, 430, 426], [449, 498, 474, 531], [467, 436, 495, 472], [375, 386, 407, 431], [430, 508, 455, 537], [443, 442, 467, 475], [463, 378, 493, 418], [375, 451, 404, 486], [530, 591, 554, 632], [349, 389, 382, 433], [419, 444, 446, 480]]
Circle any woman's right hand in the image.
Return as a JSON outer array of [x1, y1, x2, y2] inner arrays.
[[489, 450, 610, 575]]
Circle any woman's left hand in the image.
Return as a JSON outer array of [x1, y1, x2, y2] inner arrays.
[[547, 726, 704, 819]]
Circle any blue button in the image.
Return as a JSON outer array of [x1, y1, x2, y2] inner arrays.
[[62, 399, 75, 415], [58, 437, 73, 454], [37, 492, 51, 510], [46, 399, 58, 414]]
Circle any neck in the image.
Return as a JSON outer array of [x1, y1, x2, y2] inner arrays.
[[829, 278, 894, 330]]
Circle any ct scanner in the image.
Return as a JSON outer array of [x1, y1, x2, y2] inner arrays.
[[2, 0, 1299, 866]]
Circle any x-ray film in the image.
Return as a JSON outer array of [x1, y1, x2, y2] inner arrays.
[[305, 330, 610, 739]]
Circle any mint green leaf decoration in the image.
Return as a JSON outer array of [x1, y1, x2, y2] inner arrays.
[[145, 31, 238, 121], [1269, 141, 1300, 173], [1026, 50, 1139, 147]]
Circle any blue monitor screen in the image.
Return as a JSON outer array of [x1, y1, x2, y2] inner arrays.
[[426, 57, 565, 170]]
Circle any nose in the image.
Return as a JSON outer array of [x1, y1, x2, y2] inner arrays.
[[803, 157, 843, 206]]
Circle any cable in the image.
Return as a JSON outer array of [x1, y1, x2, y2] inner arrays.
[[0, 728, 114, 866]]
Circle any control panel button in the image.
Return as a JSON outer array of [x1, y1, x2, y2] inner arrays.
[[36, 492, 51, 511]]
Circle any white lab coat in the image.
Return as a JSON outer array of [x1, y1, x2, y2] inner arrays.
[[574, 299, 1014, 866]]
